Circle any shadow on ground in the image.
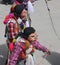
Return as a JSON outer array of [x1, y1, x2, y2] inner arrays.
[[43, 51, 60, 65], [0, 44, 8, 65]]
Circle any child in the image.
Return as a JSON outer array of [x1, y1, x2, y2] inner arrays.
[[22, 27, 51, 65], [7, 27, 51, 65]]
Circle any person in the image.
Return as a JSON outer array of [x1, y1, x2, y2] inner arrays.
[[3, 4, 29, 52], [10, 0, 35, 26], [7, 27, 51, 65], [10, 0, 35, 13], [3, 4, 29, 65], [4, 3, 30, 38], [10, 0, 24, 13], [22, 27, 51, 65]]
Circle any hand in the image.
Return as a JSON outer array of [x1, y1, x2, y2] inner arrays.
[[46, 49, 51, 55]]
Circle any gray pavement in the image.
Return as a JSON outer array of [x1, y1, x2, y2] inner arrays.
[[0, 0, 60, 65]]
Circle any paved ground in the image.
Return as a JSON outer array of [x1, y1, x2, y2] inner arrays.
[[0, 0, 60, 65]]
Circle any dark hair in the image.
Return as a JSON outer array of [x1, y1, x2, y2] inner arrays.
[[14, 4, 27, 17], [16, 0, 24, 3], [22, 27, 35, 39]]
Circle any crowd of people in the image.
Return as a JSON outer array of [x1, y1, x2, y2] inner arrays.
[[3, 0, 51, 65]]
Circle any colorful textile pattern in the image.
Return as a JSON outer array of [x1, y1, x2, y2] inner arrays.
[[8, 42, 23, 65], [3, 13, 14, 24], [33, 41, 48, 52], [7, 19, 20, 39]]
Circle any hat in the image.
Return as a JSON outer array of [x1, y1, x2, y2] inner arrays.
[[14, 4, 26, 17], [22, 27, 35, 39]]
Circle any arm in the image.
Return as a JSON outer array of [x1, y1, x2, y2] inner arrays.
[[8, 42, 22, 65], [33, 41, 48, 52]]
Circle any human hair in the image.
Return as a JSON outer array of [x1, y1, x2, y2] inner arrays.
[[14, 4, 27, 17], [22, 27, 35, 39]]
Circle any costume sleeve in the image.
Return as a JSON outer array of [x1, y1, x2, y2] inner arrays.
[[8, 42, 22, 65], [8, 22, 15, 39], [33, 41, 48, 52]]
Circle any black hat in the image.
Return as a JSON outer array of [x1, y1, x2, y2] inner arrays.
[[22, 27, 35, 39], [14, 4, 26, 17]]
